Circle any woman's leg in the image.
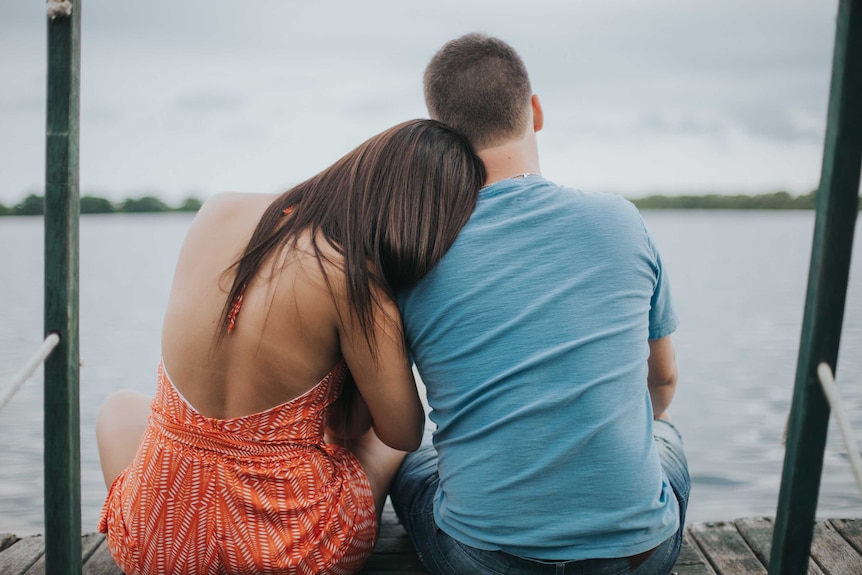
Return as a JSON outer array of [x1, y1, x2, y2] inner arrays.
[[349, 428, 408, 520], [96, 390, 151, 488]]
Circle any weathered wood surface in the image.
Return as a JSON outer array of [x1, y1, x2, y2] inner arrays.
[[0, 535, 17, 554], [734, 517, 824, 574], [673, 531, 713, 575], [690, 521, 767, 574], [4, 515, 862, 574]]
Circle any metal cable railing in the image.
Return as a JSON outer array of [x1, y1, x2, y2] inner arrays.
[[817, 362, 862, 498], [0, 334, 61, 414]]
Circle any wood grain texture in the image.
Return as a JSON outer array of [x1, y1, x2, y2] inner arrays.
[[734, 517, 824, 574], [829, 518, 862, 555], [0, 536, 44, 575], [0, 537, 17, 555], [689, 521, 767, 574], [23, 533, 104, 575], [80, 540, 121, 575], [673, 531, 716, 575], [809, 521, 862, 575], [8, 517, 862, 574]]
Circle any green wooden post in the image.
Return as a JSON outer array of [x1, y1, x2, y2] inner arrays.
[[44, 2, 82, 575], [769, 1, 862, 574]]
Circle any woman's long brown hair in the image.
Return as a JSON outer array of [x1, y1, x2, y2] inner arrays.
[[217, 118, 484, 361]]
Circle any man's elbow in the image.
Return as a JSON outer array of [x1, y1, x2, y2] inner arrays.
[[648, 363, 678, 389]]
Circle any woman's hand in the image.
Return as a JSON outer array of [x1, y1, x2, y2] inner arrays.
[[325, 384, 373, 443]]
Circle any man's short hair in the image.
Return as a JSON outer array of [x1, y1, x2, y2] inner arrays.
[[424, 33, 532, 150]]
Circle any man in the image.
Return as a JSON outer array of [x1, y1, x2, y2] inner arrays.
[[391, 33, 690, 575]]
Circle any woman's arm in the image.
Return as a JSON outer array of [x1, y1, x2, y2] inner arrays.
[[325, 387, 373, 443], [335, 288, 425, 452]]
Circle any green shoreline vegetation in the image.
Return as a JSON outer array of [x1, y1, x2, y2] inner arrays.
[[0, 190, 859, 216], [635, 190, 859, 210], [0, 194, 202, 216]]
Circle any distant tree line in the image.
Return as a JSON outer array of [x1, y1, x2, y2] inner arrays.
[[0, 194, 203, 216], [631, 189, 861, 210], [1, 189, 859, 216]]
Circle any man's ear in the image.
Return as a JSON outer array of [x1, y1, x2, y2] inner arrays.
[[531, 94, 544, 132]]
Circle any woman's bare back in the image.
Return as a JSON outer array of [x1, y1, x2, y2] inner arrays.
[[160, 192, 344, 420]]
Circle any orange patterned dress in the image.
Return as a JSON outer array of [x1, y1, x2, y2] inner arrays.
[[98, 361, 378, 575]]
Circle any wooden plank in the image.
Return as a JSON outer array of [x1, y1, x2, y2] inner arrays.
[[0, 536, 45, 575], [379, 507, 401, 524], [372, 534, 416, 554], [71, 528, 429, 574], [22, 533, 104, 575], [360, 552, 427, 573], [359, 506, 429, 574], [81, 538, 121, 575], [689, 521, 767, 574], [809, 521, 862, 575], [829, 518, 862, 555], [674, 530, 716, 575], [735, 517, 824, 574], [78, 534, 105, 568], [7, 519, 860, 575], [374, 513, 414, 553], [0, 537, 17, 555]]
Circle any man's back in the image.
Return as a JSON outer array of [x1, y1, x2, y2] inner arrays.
[[399, 176, 679, 559]]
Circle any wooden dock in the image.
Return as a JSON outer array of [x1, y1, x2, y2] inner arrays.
[[2, 510, 861, 574]]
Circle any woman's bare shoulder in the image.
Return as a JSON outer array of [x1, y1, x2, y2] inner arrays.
[[182, 192, 275, 237], [197, 192, 276, 218]]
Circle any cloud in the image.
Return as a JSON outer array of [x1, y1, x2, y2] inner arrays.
[[172, 92, 245, 113], [0, 0, 841, 203], [730, 106, 823, 143]]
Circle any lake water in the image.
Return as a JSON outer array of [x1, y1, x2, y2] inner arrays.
[[1, 210, 861, 535]]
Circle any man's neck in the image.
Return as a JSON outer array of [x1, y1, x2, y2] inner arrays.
[[477, 134, 541, 188]]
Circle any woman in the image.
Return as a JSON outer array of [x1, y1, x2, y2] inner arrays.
[[96, 119, 485, 575]]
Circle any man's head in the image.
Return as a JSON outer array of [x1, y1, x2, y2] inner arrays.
[[424, 33, 532, 151]]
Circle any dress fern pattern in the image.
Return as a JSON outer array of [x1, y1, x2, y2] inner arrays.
[[98, 361, 377, 575]]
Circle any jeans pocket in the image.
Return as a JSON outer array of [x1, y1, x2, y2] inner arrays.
[[629, 534, 680, 575], [439, 534, 516, 575]]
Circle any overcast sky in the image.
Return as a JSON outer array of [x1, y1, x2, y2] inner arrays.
[[0, 0, 840, 205]]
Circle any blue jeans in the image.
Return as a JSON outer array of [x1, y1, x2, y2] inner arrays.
[[390, 419, 690, 575]]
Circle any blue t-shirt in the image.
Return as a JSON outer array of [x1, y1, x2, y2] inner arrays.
[[398, 176, 680, 559]]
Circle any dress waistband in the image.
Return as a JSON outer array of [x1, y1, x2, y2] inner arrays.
[[151, 411, 325, 461]]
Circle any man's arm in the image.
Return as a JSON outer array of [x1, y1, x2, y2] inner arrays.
[[647, 335, 678, 420]]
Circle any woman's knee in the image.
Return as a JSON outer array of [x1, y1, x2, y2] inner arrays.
[[96, 390, 151, 486], [96, 390, 150, 436]]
